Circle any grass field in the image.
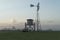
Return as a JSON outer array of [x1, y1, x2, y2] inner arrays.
[[0, 31, 60, 40]]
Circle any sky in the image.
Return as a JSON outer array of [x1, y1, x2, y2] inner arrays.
[[0, 0, 60, 24]]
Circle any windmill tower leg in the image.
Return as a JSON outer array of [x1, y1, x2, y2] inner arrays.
[[34, 23, 35, 31]]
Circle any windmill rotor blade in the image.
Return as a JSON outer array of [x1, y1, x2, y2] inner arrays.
[[37, 2, 40, 11]]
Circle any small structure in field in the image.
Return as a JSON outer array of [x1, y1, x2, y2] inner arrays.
[[24, 19, 35, 31]]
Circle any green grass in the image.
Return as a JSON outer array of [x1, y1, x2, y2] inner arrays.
[[0, 31, 60, 40]]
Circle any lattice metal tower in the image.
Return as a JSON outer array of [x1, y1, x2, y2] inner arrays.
[[30, 2, 41, 31]]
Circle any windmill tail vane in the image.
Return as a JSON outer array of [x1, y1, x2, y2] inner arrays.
[[30, 4, 34, 7]]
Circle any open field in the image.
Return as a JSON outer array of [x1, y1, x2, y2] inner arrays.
[[0, 31, 60, 40]]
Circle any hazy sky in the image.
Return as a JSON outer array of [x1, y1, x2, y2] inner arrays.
[[0, 0, 60, 24]]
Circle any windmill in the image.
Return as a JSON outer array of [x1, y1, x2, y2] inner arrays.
[[30, 2, 41, 31]]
